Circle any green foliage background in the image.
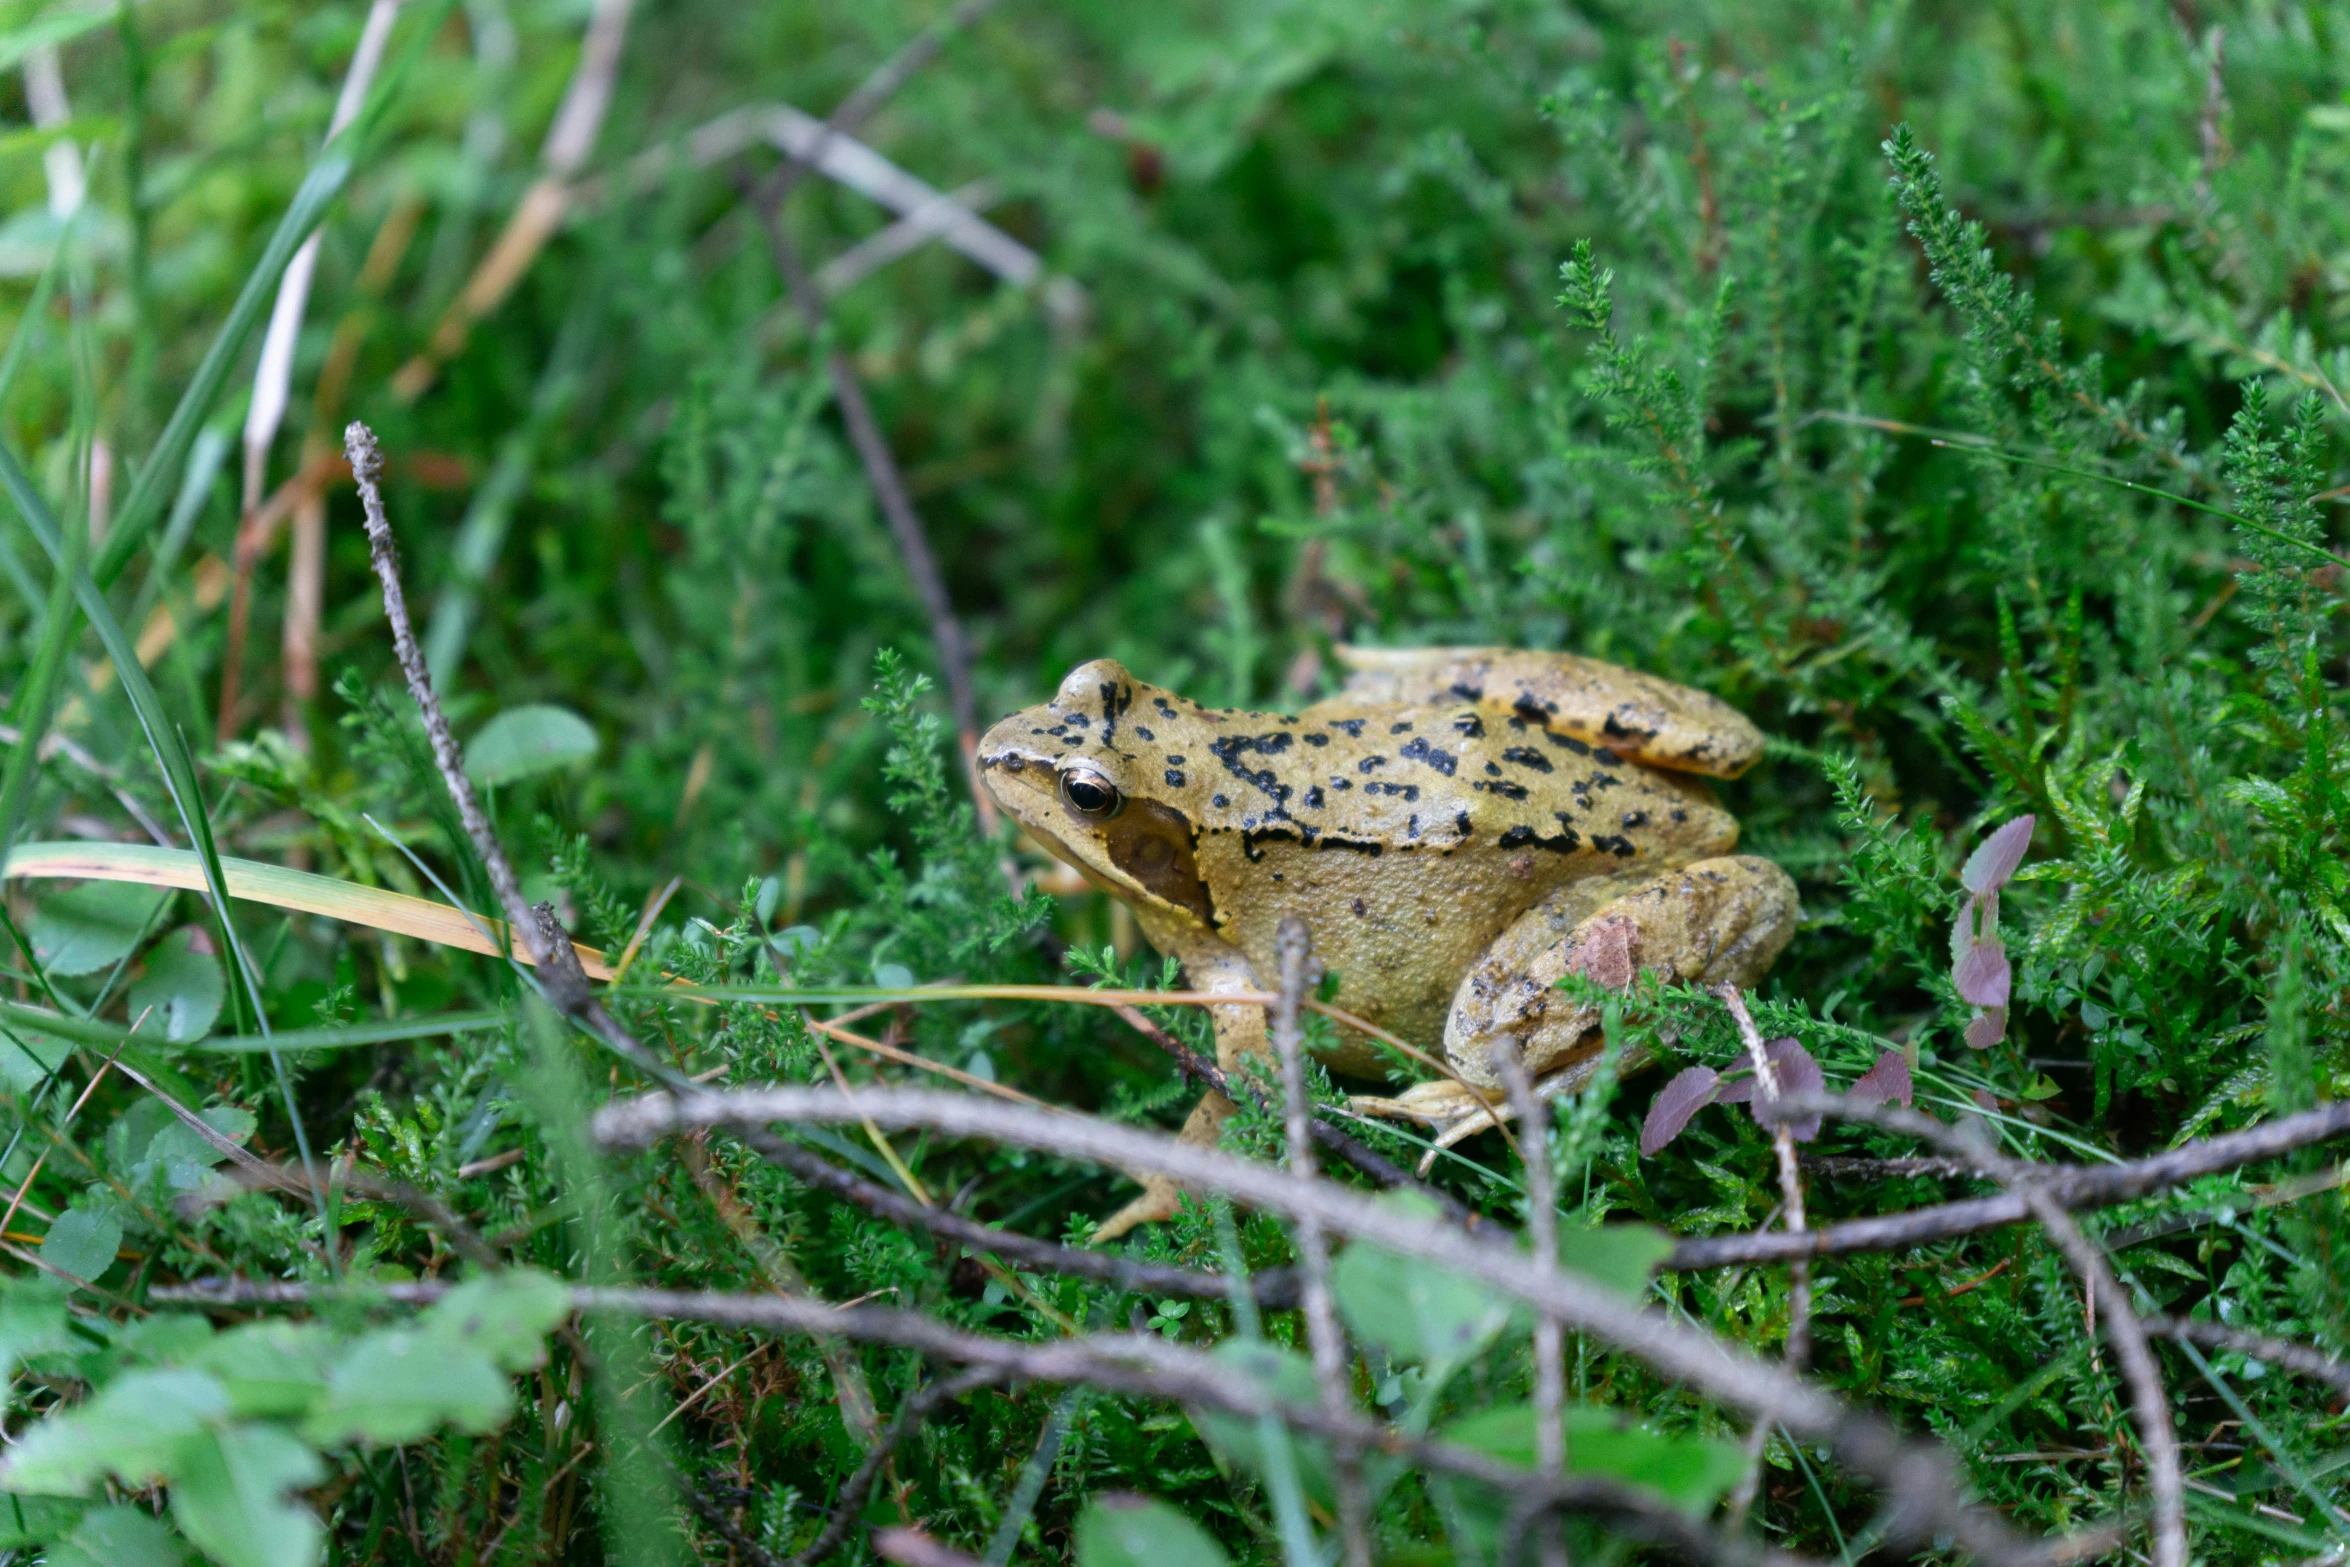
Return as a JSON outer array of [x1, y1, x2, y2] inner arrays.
[[0, 0, 2347, 1561]]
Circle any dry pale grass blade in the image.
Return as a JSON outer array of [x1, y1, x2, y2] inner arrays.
[[2, 840, 614, 979]]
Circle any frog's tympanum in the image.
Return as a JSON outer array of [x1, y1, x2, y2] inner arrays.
[[979, 646, 1799, 1237]]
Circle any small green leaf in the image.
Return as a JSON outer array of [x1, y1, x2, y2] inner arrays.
[[1444, 1404, 1746, 1515], [29, 883, 170, 978], [39, 1207, 122, 1286], [167, 1423, 323, 1567], [134, 1108, 256, 1192], [0, 1368, 229, 1494], [463, 705, 598, 788], [50, 1504, 188, 1567], [1075, 1493, 1230, 1567], [1556, 1222, 1673, 1302], [128, 929, 224, 1043], [1187, 1341, 1331, 1504], [193, 1322, 337, 1419], [302, 1330, 512, 1446], [421, 1269, 568, 1373], [0, 1277, 75, 1378]]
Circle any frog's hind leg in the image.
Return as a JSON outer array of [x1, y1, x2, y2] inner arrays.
[[1091, 989, 1270, 1242], [1325, 645, 1763, 779], [1355, 855, 1799, 1160]]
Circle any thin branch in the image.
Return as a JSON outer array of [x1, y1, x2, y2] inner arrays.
[[1495, 1040, 1567, 1567], [344, 423, 661, 1076], [1665, 1095, 2350, 1270], [2142, 1315, 2350, 1403], [1270, 917, 1371, 1567], [1753, 1093, 2183, 1567], [205, 1160, 502, 1272], [591, 1084, 2034, 1565]]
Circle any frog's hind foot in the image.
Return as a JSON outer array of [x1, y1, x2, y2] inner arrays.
[[1351, 1054, 1604, 1175]]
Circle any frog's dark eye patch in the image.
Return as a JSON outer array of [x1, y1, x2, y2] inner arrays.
[[1101, 798, 1214, 925], [1059, 767, 1124, 819]]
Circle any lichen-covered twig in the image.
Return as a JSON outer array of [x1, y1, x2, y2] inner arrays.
[[1269, 917, 1371, 1567]]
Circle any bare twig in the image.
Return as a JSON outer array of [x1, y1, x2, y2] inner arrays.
[[159, 1276, 1838, 1567], [1716, 986, 1809, 1530], [1752, 1093, 2184, 1567], [204, 1160, 501, 1271], [1495, 1039, 1568, 1567], [2143, 1315, 2350, 1403], [345, 422, 659, 1076], [1664, 1095, 2350, 1270], [1269, 917, 1371, 1567], [797, 1368, 1004, 1566], [591, 1084, 2035, 1564]]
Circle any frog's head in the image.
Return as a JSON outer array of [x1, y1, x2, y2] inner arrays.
[[978, 659, 1217, 930]]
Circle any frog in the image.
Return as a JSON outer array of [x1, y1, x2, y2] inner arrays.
[[977, 644, 1799, 1237]]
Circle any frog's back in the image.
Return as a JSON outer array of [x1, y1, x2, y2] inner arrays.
[[1188, 697, 1737, 1059]]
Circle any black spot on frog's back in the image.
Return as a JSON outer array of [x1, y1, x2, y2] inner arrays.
[[1501, 746, 1553, 773], [1397, 736, 1457, 776]]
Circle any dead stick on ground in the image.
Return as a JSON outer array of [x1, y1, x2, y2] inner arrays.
[[1718, 985, 1810, 1528]]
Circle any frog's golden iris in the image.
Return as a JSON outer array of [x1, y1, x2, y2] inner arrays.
[[980, 645, 1799, 1237]]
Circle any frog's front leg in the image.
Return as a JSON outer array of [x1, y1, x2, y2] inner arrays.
[[1357, 855, 1799, 1153], [1092, 955, 1271, 1242]]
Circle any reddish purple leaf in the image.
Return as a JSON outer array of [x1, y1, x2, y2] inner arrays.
[[1964, 1006, 2007, 1050], [1640, 1065, 1721, 1156], [1745, 1039, 1824, 1141], [1953, 938, 2011, 1008], [1961, 815, 2036, 895], [1848, 1050, 1914, 1108], [1714, 1037, 1802, 1104]]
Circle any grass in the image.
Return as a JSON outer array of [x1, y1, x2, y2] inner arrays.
[[0, 0, 2346, 1563]]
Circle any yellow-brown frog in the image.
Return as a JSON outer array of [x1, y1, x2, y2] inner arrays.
[[978, 646, 1799, 1236]]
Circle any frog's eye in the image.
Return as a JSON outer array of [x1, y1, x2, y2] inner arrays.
[[1059, 767, 1124, 819]]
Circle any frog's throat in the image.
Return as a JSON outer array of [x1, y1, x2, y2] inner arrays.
[[1017, 810, 1217, 934]]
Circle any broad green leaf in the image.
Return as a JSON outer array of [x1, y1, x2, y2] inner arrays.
[[38, 1207, 121, 1286], [463, 705, 598, 788], [128, 928, 224, 1043], [0, 1277, 75, 1377], [1443, 1404, 1747, 1515], [301, 1330, 511, 1446], [0, 1494, 87, 1548], [1555, 1222, 1674, 1303], [1075, 1493, 1230, 1567], [51, 1503, 187, 1567], [99, 1314, 215, 1376], [167, 1423, 323, 1567], [421, 1269, 568, 1372], [28, 882, 169, 977], [1334, 1191, 1509, 1386], [135, 1108, 256, 1193], [193, 1322, 337, 1419], [0, 1368, 229, 1494]]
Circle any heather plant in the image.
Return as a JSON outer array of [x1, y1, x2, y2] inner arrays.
[[0, 2, 2345, 1565]]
